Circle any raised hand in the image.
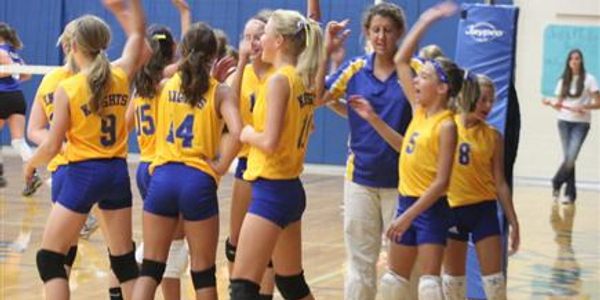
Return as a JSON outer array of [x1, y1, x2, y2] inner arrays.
[[325, 19, 351, 55], [102, 0, 127, 13], [420, 1, 459, 22], [348, 95, 377, 122], [171, 0, 190, 12], [211, 56, 237, 83]]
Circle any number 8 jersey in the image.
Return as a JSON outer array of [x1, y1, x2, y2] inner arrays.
[[60, 67, 130, 162], [151, 73, 223, 181], [244, 65, 315, 181], [447, 115, 497, 207]]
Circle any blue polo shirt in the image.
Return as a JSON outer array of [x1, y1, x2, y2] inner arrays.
[[326, 53, 412, 188], [0, 44, 24, 92]]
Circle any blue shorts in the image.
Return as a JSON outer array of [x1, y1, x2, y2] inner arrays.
[[448, 200, 501, 243], [56, 159, 132, 214], [136, 162, 152, 199], [234, 157, 247, 180], [248, 178, 306, 228], [394, 195, 452, 246], [144, 163, 218, 221], [51, 165, 67, 203]]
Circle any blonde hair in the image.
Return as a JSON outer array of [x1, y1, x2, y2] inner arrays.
[[477, 74, 495, 97], [419, 44, 444, 60], [269, 9, 324, 90], [72, 15, 112, 115], [57, 20, 78, 72]]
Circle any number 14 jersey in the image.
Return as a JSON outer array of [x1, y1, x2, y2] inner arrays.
[[151, 73, 223, 181]]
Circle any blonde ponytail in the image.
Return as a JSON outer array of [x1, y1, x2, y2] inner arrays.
[[454, 70, 480, 113], [71, 15, 112, 115], [88, 51, 112, 114], [270, 10, 324, 90], [297, 19, 324, 90]]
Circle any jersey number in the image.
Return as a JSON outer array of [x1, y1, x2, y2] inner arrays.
[[135, 104, 155, 136], [405, 132, 419, 154], [458, 142, 471, 165], [297, 114, 313, 149], [100, 114, 117, 146], [166, 114, 195, 148]]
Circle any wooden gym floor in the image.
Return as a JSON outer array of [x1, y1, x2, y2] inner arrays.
[[0, 155, 598, 299]]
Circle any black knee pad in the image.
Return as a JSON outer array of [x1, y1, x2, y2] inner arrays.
[[64, 245, 78, 267], [36, 249, 68, 282], [191, 265, 216, 290], [275, 271, 311, 300], [109, 247, 139, 283], [109, 287, 123, 300], [229, 279, 260, 300], [259, 294, 273, 300], [225, 237, 236, 262], [140, 259, 166, 284]]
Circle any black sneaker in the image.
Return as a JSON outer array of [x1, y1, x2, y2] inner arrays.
[[22, 170, 42, 196], [552, 189, 560, 201]]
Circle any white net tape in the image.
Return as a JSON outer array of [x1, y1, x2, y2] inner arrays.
[[0, 64, 58, 75]]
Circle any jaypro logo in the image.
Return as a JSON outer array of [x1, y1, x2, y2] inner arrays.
[[465, 22, 504, 42]]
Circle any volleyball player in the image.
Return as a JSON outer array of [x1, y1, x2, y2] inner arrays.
[[0, 22, 40, 194], [131, 22, 242, 300], [229, 9, 323, 299], [24, 0, 147, 298]]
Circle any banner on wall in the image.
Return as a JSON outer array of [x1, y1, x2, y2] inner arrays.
[[455, 3, 520, 299], [541, 25, 600, 97]]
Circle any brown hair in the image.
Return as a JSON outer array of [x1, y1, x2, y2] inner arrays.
[[362, 2, 406, 33], [134, 25, 175, 98], [72, 15, 112, 115], [178, 22, 217, 107], [560, 49, 585, 98], [0, 23, 23, 49]]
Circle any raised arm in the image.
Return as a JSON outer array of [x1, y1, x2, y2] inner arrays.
[[172, 0, 191, 37], [315, 19, 350, 107], [394, 1, 458, 109], [239, 74, 289, 154], [492, 131, 520, 254], [387, 120, 457, 240], [108, 0, 147, 80], [307, 0, 321, 21]]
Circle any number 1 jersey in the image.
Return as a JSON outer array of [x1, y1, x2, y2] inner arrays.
[[244, 65, 316, 181]]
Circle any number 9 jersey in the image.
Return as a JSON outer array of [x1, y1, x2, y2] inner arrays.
[[60, 67, 130, 162], [243, 65, 316, 181], [150, 73, 223, 181]]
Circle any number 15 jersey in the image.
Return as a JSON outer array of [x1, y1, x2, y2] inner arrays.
[[151, 73, 223, 181], [244, 65, 315, 181]]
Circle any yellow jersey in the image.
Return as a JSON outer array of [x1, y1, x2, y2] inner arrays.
[[61, 67, 130, 162], [399, 107, 454, 196], [34, 67, 72, 171], [244, 65, 315, 181], [150, 73, 223, 181], [447, 115, 498, 207], [238, 64, 274, 158], [133, 93, 160, 162]]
